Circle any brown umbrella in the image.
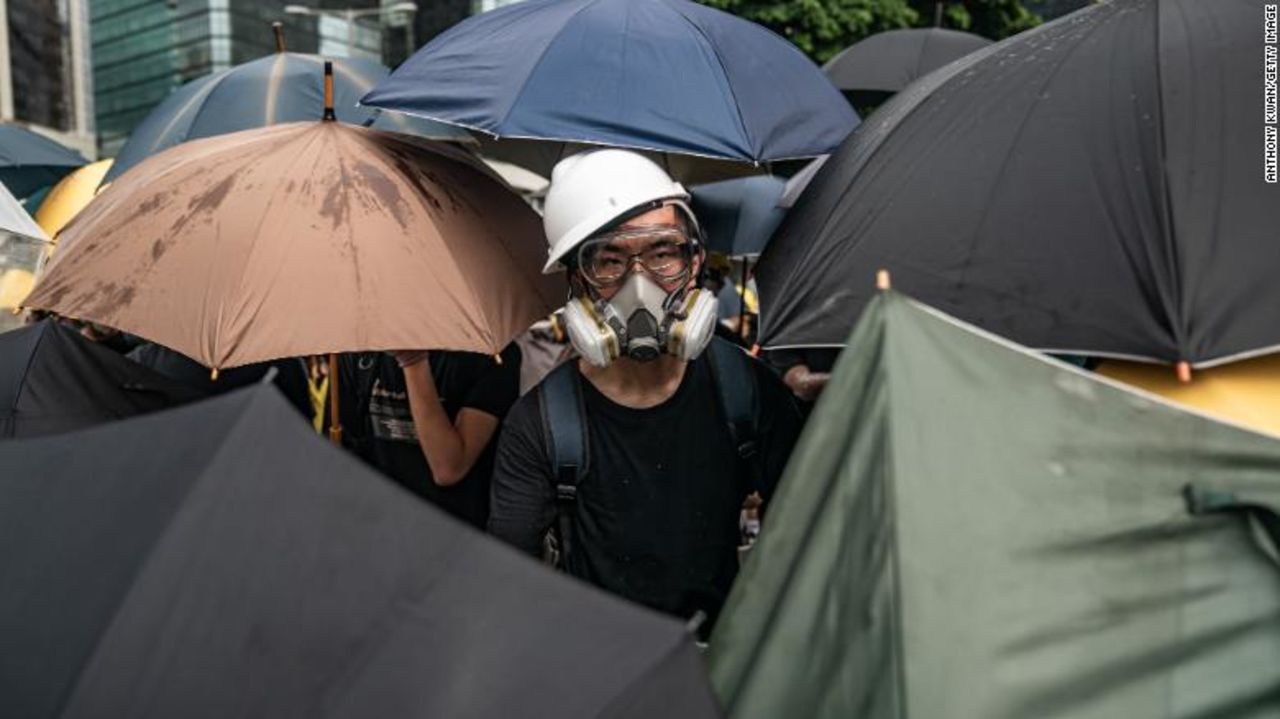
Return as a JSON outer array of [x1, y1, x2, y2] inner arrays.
[[26, 118, 564, 371]]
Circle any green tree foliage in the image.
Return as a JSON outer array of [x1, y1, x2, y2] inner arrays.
[[925, 0, 1041, 40], [699, 0, 920, 65], [700, 1, 1042, 64]]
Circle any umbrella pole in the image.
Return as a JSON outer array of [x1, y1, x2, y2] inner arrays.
[[738, 258, 750, 341], [328, 353, 343, 444], [323, 61, 336, 122]]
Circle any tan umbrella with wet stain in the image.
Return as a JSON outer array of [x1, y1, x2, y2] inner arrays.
[[26, 66, 564, 439]]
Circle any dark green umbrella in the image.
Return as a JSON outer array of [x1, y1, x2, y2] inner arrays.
[[711, 290, 1280, 718], [0, 124, 85, 200]]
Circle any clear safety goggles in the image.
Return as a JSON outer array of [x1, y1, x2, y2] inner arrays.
[[576, 226, 695, 289]]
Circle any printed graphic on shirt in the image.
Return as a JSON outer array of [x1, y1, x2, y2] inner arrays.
[[369, 380, 423, 444]]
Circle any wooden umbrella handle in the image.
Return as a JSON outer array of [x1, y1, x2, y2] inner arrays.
[[323, 61, 336, 122], [328, 353, 343, 444]]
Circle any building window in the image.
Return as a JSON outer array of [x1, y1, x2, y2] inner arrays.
[[7, 0, 72, 130]]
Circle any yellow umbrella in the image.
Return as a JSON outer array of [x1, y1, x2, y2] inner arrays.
[[34, 158, 113, 239], [1097, 355, 1280, 437]]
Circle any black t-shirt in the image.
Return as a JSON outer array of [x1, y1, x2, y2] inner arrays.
[[487, 351, 802, 630], [340, 346, 521, 528]]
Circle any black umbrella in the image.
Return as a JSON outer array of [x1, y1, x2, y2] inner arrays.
[[0, 386, 721, 718], [0, 124, 86, 199], [0, 320, 199, 438], [823, 28, 990, 108], [758, 0, 1280, 369]]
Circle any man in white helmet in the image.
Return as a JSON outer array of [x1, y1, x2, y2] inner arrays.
[[488, 150, 802, 635]]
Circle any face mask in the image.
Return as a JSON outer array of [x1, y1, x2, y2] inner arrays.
[[563, 272, 719, 367]]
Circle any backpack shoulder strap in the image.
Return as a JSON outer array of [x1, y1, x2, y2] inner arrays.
[[539, 362, 588, 566], [706, 337, 761, 475]]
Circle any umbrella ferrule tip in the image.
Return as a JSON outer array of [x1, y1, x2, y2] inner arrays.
[[1176, 361, 1192, 384], [875, 269, 892, 291]]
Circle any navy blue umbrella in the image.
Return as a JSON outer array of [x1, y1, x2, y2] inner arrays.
[[361, 0, 856, 170], [104, 51, 472, 184], [0, 124, 86, 200], [691, 175, 787, 258]]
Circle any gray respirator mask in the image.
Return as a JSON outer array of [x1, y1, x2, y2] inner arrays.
[[562, 235, 719, 368]]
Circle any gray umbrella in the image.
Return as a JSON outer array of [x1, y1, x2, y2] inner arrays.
[[823, 28, 991, 108], [0, 386, 722, 718], [0, 124, 85, 199], [103, 48, 472, 185]]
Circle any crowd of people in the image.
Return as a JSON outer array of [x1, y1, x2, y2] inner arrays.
[[37, 148, 837, 637]]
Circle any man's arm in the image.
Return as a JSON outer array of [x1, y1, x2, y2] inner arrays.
[[397, 349, 521, 487], [487, 395, 556, 557], [401, 360, 501, 486], [782, 364, 831, 403]]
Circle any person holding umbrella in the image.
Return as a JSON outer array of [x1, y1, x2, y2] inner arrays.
[[338, 347, 521, 530], [487, 150, 802, 635]]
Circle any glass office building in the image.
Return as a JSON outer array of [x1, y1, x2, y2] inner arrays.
[[91, 0, 383, 154], [1, 0, 96, 157]]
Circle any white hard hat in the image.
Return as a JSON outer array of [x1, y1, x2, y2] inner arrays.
[[541, 149, 692, 274]]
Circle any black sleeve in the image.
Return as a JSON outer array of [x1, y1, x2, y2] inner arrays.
[[762, 347, 805, 376], [751, 359, 804, 502], [460, 343, 522, 420], [486, 391, 556, 557]]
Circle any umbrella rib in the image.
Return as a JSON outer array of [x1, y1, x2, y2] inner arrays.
[[47, 406, 248, 716], [8, 322, 52, 418], [221, 128, 331, 364], [661, 0, 756, 160], [358, 132, 501, 349], [144, 69, 233, 156], [910, 31, 930, 82], [953, 21, 1100, 295], [797, 42, 998, 252], [495, 0, 603, 130], [1149, 0, 1188, 357], [263, 53, 287, 125]]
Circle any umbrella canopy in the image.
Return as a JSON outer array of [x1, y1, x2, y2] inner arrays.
[[0, 182, 49, 331], [0, 178, 47, 242], [690, 176, 787, 258], [0, 319, 199, 438], [26, 121, 565, 370], [776, 155, 827, 210], [103, 51, 472, 185], [0, 385, 722, 718], [823, 28, 991, 107], [0, 124, 86, 199], [472, 136, 777, 185], [1098, 355, 1280, 439], [757, 0, 1280, 367], [361, 0, 857, 170], [482, 157, 548, 196], [33, 159, 112, 239], [711, 291, 1280, 718]]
